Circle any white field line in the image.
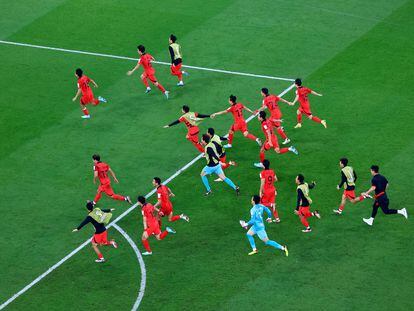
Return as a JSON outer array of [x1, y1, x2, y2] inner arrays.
[[112, 224, 146, 311], [0, 40, 295, 82], [0, 79, 294, 309]]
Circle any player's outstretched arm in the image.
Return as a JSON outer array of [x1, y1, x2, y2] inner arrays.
[[291, 95, 299, 105], [243, 106, 255, 114], [280, 98, 292, 105], [74, 216, 91, 232], [164, 119, 180, 128], [311, 90, 322, 96], [72, 89, 81, 102], [127, 63, 140, 76], [108, 168, 119, 183], [210, 110, 227, 118], [362, 185, 376, 197]]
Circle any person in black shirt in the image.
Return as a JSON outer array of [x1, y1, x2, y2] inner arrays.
[[295, 174, 321, 233], [72, 201, 117, 263], [361, 165, 408, 226]]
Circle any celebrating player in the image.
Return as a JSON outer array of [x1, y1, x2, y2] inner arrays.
[[291, 78, 327, 129], [240, 195, 288, 256], [256, 87, 292, 144], [164, 105, 210, 153], [259, 159, 280, 223], [206, 128, 236, 177], [360, 165, 408, 226], [211, 95, 261, 148], [152, 177, 189, 224], [254, 111, 298, 168], [72, 201, 117, 263], [295, 174, 321, 233], [72, 68, 107, 119], [200, 134, 240, 196], [127, 45, 169, 99], [333, 158, 360, 215], [169, 34, 189, 86], [91, 154, 132, 205], [137, 195, 176, 256]]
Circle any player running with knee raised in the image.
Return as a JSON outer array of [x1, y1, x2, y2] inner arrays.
[[295, 174, 321, 233], [211, 95, 261, 148], [200, 134, 240, 196], [127, 45, 169, 99], [169, 34, 189, 86], [240, 195, 288, 256], [260, 159, 280, 223], [152, 177, 189, 224], [291, 78, 327, 129], [254, 111, 298, 168], [72, 201, 117, 263], [72, 68, 107, 119], [137, 196, 176, 256], [91, 154, 132, 205], [360, 165, 407, 226], [164, 105, 211, 153]]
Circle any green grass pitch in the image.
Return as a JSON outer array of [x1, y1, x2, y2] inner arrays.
[[1, 0, 414, 310]]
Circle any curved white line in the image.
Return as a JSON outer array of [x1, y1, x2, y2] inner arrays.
[[112, 224, 146, 311]]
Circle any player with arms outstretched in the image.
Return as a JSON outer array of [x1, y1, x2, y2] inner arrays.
[[295, 174, 321, 233], [260, 159, 280, 223], [169, 34, 189, 86]]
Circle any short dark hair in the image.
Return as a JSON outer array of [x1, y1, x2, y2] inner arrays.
[[252, 195, 261, 204], [137, 195, 146, 204], [371, 165, 379, 173], [75, 68, 83, 77], [297, 174, 304, 183], [137, 45, 145, 53], [229, 95, 237, 103], [261, 88, 269, 95], [259, 111, 267, 119], [295, 78, 302, 86], [86, 201, 94, 211], [263, 159, 270, 169], [182, 105, 190, 113], [202, 134, 210, 143], [207, 128, 215, 136], [92, 154, 100, 161], [340, 158, 348, 166], [153, 177, 161, 185], [170, 34, 177, 42]]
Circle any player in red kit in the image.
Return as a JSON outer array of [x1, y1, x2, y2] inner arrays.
[[72, 68, 107, 119], [254, 111, 298, 168], [292, 78, 327, 129], [256, 88, 292, 145], [211, 95, 262, 148], [137, 196, 176, 256], [127, 45, 169, 99], [91, 154, 132, 205], [259, 159, 280, 223], [152, 177, 189, 225]]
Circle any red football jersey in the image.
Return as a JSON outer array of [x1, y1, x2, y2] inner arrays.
[[227, 103, 245, 123], [296, 87, 312, 104], [261, 119, 275, 139], [139, 54, 155, 74], [94, 162, 111, 185], [260, 169, 276, 191], [262, 95, 282, 118], [157, 185, 171, 205], [141, 203, 158, 226], [77, 76, 92, 95]]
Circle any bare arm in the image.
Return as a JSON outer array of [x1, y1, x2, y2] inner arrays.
[[259, 178, 265, 196], [279, 98, 292, 105], [143, 216, 148, 230], [93, 170, 98, 184], [292, 95, 299, 105], [89, 79, 98, 88], [108, 168, 119, 183], [127, 63, 141, 76], [311, 90, 322, 96], [362, 186, 376, 196], [211, 110, 228, 118], [72, 88, 82, 102], [243, 106, 255, 114]]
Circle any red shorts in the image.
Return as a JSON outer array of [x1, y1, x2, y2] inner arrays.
[[145, 223, 161, 236], [230, 121, 248, 133], [261, 189, 276, 206], [270, 117, 282, 128], [97, 183, 114, 196], [344, 190, 356, 200], [159, 201, 173, 216], [186, 126, 200, 143], [80, 93, 96, 105], [263, 135, 279, 150], [299, 206, 312, 218], [170, 63, 182, 75], [92, 231, 108, 245], [299, 103, 312, 116], [142, 71, 157, 83]]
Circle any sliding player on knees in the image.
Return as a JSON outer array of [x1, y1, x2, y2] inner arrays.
[[211, 95, 261, 148], [72, 68, 107, 119], [169, 34, 189, 86], [137, 196, 176, 256], [254, 111, 298, 168], [200, 134, 240, 196], [240, 195, 288, 256], [295, 174, 321, 233], [333, 158, 360, 215], [164, 105, 210, 153], [72, 201, 117, 263], [260, 159, 280, 223], [127, 45, 169, 99], [291, 78, 327, 129]]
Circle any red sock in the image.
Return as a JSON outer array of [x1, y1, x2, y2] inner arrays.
[[278, 148, 289, 154], [300, 216, 309, 227], [98, 253, 103, 259], [245, 133, 257, 141], [93, 98, 100, 106], [83, 108, 89, 116], [141, 77, 149, 87], [192, 141, 204, 153], [142, 239, 151, 252], [312, 116, 322, 123], [358, 195, 365, 201], [273, 208, 279, 219], [159, 231, 168, 240], [111, 194, 125, 201], [339, 204, 345, 211], [170, 215, 181, 222], [297, 113, 302, 123], [228, 132, 234, 144], [277, 127, 288, 140], [260, 151, 265, 162], [178, 73, 183, 81], [156, 83, 166, 93], [94, 192, 102, 203]]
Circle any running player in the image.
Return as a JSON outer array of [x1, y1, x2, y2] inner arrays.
[[360, 165, 408, 226], [259, 159, 280, 223], [200, 134, 240, 196], [333, 158, 359, 215], [137, 195, 176, 256], [211, 95, 261, 148], [206, 127, 236, 174], [72, 201, 117, 263], [164, 105, 210, 153], [127, 45, 169, 99], [152, 177, 189, 223], [72, 68, 107, 119], [91, 154, 132, 205], [295, 174, 321, 233], [291, 78, 327, 129], [169, 34, 189, 86], [239, 195, 288, 256], [256, 88, 292, 144], [254, 111, 298, 168]]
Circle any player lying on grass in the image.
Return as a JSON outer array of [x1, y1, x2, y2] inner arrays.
[[164, 105, 211, 153], [211, 95, 262, 149], [127, 44, 169, 99], [72, 68, 107, 119], [168, 34, 189, 86], [259, 159, 280, 223], [295, 174, 321, 233], [152, 177, 189, 224], [137, 196, 176, 256], [200, 134, 240, 196], [72, 201, 117, 263], [240, 195, 288, 256]]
